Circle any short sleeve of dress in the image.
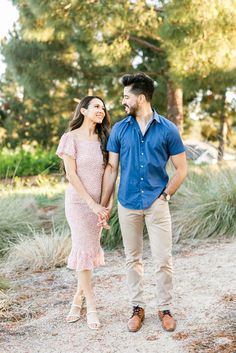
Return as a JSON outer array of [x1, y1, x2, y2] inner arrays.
[[56, 133, 77, 160]]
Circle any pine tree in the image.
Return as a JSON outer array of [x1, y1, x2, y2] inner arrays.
[[160, 0, 236, 159]]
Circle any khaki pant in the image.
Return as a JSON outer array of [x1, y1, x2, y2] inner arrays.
[[118, 198, 173, 310]]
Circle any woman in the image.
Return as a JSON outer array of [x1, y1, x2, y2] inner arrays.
[[56, 96, 111, 330]]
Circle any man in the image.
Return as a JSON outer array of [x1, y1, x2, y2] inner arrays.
[[100, 73, 187, 332]]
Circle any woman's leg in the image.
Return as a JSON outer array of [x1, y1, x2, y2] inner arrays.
[[79, 269, 100, 329], [66, 276, 84, 322], [73, 277, 83, 302]]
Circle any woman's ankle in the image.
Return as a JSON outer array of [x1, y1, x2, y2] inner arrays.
[[75, 289, 83, 297], [86, 299, 97, 311], [73, 291, 84, 304]]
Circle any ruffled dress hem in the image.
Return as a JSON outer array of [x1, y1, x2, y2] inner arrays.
[[67, 247, 105, 271]]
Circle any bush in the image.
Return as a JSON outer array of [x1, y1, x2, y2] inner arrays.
[[201, 119, 218, 142], [3, 229, 71, 273], [171, 165, 236, 241], [0, 193, 41, 254], [0, 147, 60, 178]]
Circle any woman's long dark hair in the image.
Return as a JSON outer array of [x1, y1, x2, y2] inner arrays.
[[66, 95, 110, 166]]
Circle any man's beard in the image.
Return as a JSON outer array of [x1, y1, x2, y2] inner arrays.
[[124, 103, 139, 117]]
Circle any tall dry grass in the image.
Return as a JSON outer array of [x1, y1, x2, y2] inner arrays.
[[171, 165, 236, 241], [3, 229, 71, 273], [0, 194, 41, 253], [0, 178, 66, 253]]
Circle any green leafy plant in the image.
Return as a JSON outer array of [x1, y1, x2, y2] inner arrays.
[[0, 147, 59, 178]]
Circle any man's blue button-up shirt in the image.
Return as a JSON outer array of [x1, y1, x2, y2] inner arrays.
[[107, 110, 185, 210]]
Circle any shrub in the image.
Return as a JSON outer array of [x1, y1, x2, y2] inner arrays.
[[0, 147, 59, 178], [171, 165, 236, 241], [3, 229, 71, 273], [201, 119, 218, 142], [0, 193, 41, 254]]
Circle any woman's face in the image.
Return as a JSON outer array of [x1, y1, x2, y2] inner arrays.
[[82, 98, 106, 124]]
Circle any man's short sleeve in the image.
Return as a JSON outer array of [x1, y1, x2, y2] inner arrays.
[[107, 123, 121, 153], [167, 125, 185, 156]]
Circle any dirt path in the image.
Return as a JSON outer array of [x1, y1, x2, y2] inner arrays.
[[1, 240, 236, 353]]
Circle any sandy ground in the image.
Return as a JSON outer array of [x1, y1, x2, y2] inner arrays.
[[1, 239, 236, 353]]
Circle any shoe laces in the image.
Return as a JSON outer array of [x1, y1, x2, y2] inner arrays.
[[162, 310, 172, 317], [131, 306, 143, 318]]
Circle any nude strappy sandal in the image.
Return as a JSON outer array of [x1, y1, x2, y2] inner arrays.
[[66, 296, 85, 323], [86, 310, 101, 330]]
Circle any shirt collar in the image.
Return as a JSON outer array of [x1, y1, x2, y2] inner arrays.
[[126, 109, 161, 124], [152, 110, 161, 123]]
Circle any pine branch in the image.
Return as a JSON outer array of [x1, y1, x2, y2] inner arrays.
[[128, 35, 164, 53]]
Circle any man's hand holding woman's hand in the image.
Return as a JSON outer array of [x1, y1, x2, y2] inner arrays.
[[97, 214, 110, 229], [88, 201, 110, 229], [97, 205, 112, 230], [90, 202, 109, 218]]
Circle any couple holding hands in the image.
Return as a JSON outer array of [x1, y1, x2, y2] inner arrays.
[[56, 73, 187, 332]]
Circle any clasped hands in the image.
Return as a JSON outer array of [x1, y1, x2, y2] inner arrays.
[[91, 202, 111, 229]]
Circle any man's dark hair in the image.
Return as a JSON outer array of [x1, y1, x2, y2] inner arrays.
[[121, 73, 155, 102]]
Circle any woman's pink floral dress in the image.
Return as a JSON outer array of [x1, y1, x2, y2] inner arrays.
[[56, 132, 105, 271]]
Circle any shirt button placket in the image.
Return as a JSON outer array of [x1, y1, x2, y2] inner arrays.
[[140, 137, 145, 198]]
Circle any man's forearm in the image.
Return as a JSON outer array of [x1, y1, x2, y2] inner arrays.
[[101, 164, 118, 206], [165, 168, 187, 196]]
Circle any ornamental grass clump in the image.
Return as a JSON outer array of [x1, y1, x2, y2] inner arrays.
[[3, 228, 71, 273], [51, 194, 69, 232], [0, 194, 40, 254], [171, 166, 236, 241]]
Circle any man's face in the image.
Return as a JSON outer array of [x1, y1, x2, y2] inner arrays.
[[122, 86, 139, 116]]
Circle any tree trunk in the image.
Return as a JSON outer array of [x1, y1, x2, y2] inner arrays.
[[217, 93, 227, 162], [166, 80, 183, 133]]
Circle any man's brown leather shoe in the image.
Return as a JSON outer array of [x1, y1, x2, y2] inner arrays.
[[158, 310, 176, 332], [127, 306, 145, 332]]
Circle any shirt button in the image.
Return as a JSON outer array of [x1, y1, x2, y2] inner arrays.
[[141, 152, 144, 155], [141, 190, 144, 193], [141, 177, 144, 180], [141, 140, 144, 143], [141, 165, 143, 168]]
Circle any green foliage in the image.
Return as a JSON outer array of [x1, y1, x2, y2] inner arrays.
[[0, 0, 168, 149], [171, 164, 236, 241], [1, 163, 236, 274], [160, 0, 236, 88], [201, 119, 218, 142], [0, 147, 59, 178], [160, 0, 236, 155], [1, 0, 235, 151]]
